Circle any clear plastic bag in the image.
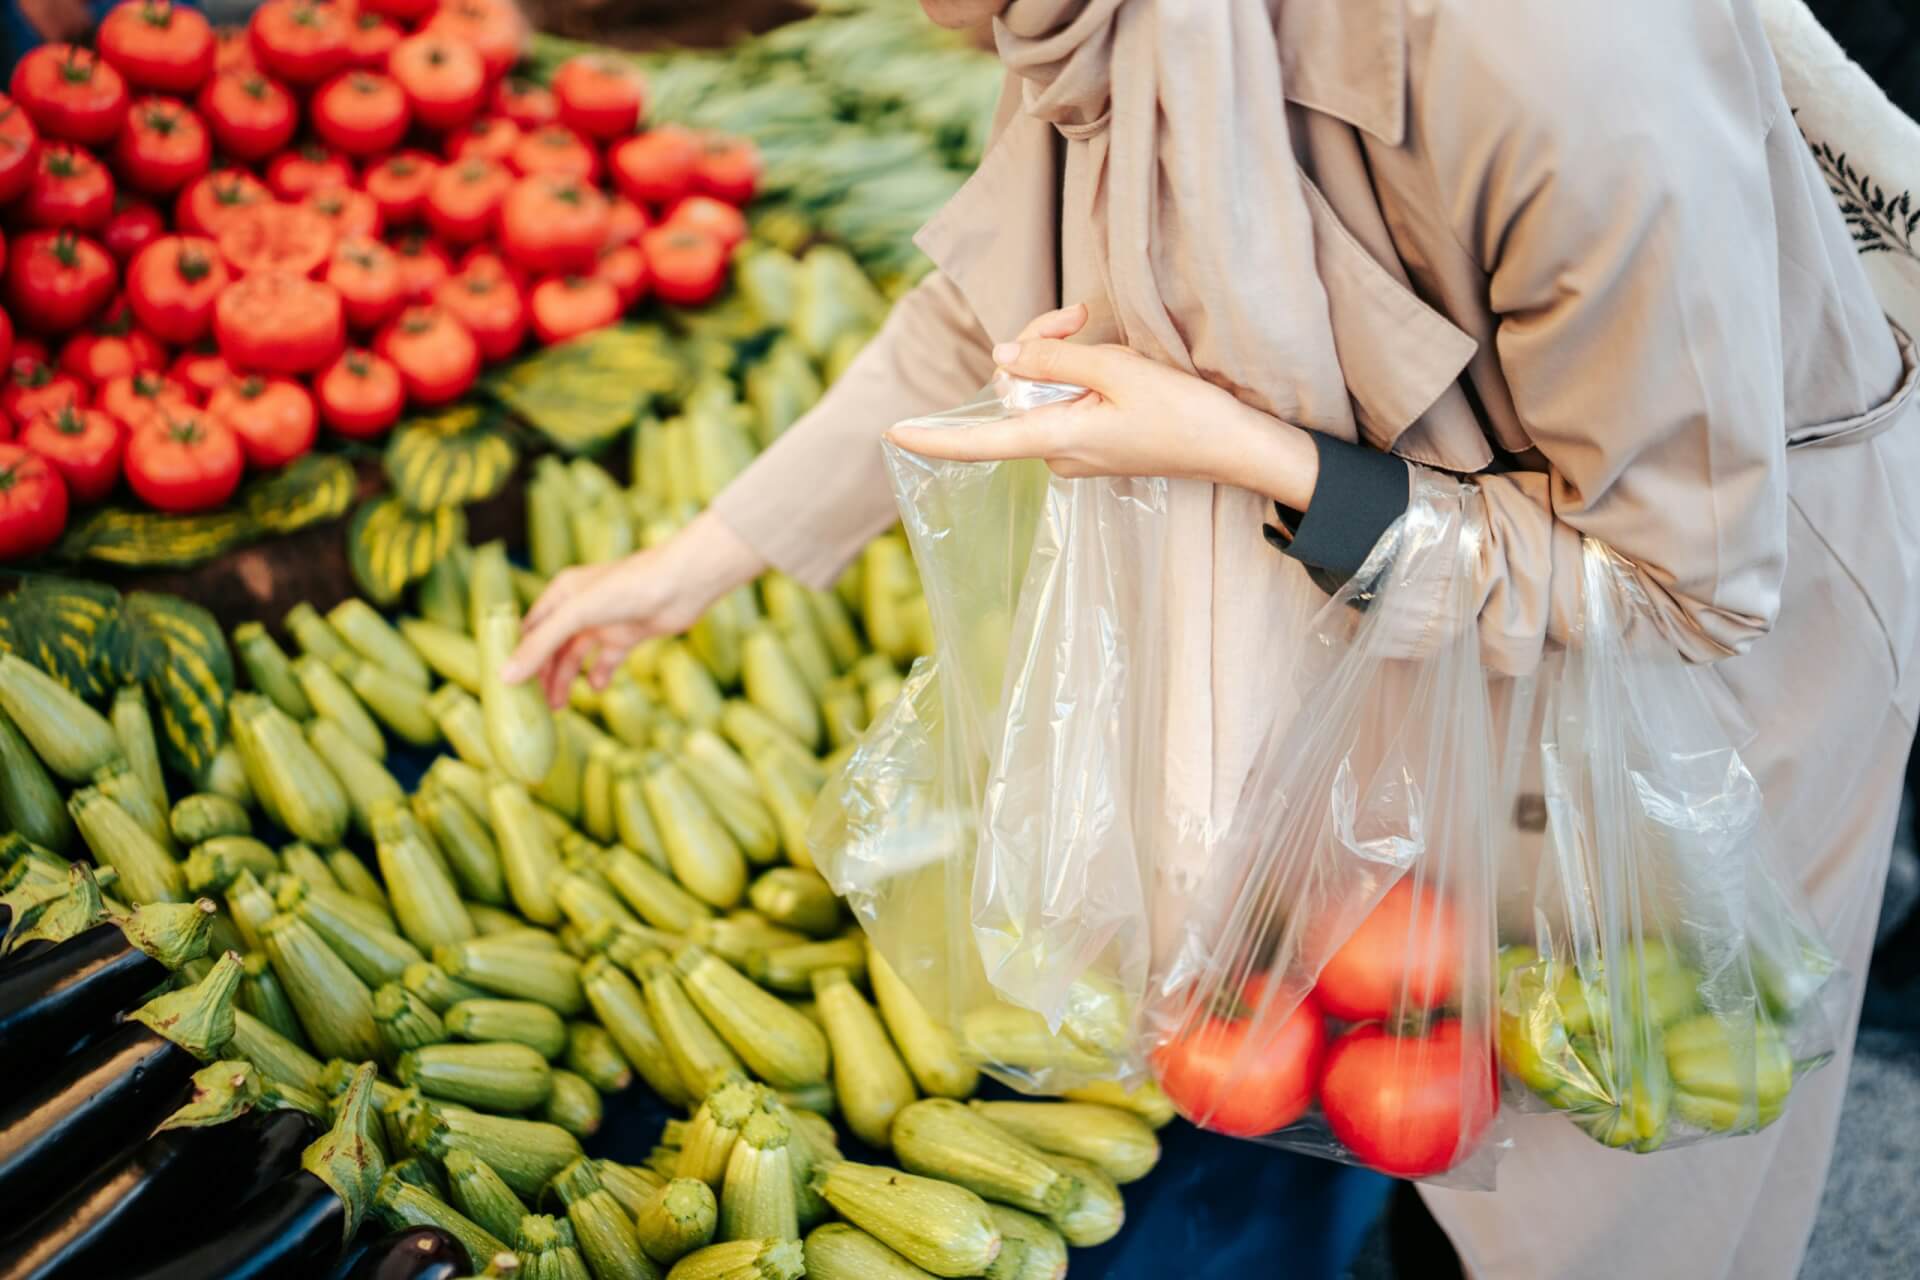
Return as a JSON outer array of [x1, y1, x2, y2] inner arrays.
[[1145, 475, 1507, 1186], [813, 373, 1202, 1090], [1492, 539, 1844, 1153]]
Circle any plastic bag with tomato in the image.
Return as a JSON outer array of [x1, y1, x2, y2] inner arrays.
[[814, 371, 1225, 1091], [1489, 538, 1843, 1156], [1146, 475, 1507, 1186]]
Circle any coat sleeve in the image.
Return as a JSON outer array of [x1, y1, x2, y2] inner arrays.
[[1394, 0, 1794, 669], [709, 268, 998, 588]]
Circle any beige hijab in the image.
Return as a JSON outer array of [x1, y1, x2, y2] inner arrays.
[[993, 0, 1353, 848]]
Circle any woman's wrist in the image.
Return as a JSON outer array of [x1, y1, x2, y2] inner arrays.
[[666, 508, 773, 611], [1220, 402, 1320, 511]]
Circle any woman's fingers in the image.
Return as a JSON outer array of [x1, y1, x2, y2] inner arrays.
[[539, 631, 597, 709], [887, 404, 1078, 463], [505, 600, 591, 685], [588, 639, 630, 690], [522, 563, 600, 633], [991, 337, 1127, 392], [1014, 302, 1090, 343]]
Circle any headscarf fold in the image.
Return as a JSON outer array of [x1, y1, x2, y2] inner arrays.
[[993, 0, 1353, 857]]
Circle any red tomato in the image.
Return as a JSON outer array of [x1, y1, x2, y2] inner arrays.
[[551, 55, 642, 140], [99, 369, 192, 429], [610, 127, 699, 207], [387, 33, 485, 133], [213, 25, 255, 75], [500, 174, 610, 276], [124, 410, 241, 512], [434, 268, 524, 360], [456, 245, 526, 292], [422, 0, 524, 82], [388, 232, 452, 302], [605, 197, 647, 248], [11, 45, 129, 146], [312, 71, 409, 157], [694, 133, 759, 206], [22, 143, 114, 231], [361, 150, 437, 227], [305, 185, 382, 240], [10, 339, 49, 377], [1314, 880, 1461, 1024], [214, 272, 345, 375], [20, 404, 122, 503], [103, 197, 165, 263], [113, 96, 210, 195], [217, 203, 336, 277], [377, 305, 476, 405], [6, 232, 115, 334], [491, 77, 554, 129], [594, 243, 647, 309], [530, 275, 620, 345], [0, 310, 12, 385], [0, 443, 67, 560], [446, 116, 520, 165], [639, 226, 727, 307], [248, 0, 350, 88], [358, 0, 434, 21], [326, 234, 403, 330], [0, 96, 38, 205], [667, 195, 747, 253], [1153, 998, 1327, 1139], [267, 146, 353, 201], [58, 303, 165, 384], [424, 158, 510, 245], [174, 168, 270, 236], [1318, 1021, 1497, 1178], [196, 70, 295, 164], [97, 2, 216, 96], [315, 347, 402, 438], [3, 361, 85, 424], [169, 344, 234, 401], [208, 373, 314, 467], [508, 124, 598, 182], [344, 13, 402, 70]]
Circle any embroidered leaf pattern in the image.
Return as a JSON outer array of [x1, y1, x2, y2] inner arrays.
[[1802, 124, 1920, 262]]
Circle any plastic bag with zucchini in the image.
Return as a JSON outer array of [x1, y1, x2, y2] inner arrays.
[[813, 372, 1212, 1090], [1489, 539, 1843, 1154], [1146, 477, 1506, 1186]]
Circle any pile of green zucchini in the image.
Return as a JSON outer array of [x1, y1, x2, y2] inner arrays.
[[1, 481, 1174, 1280]]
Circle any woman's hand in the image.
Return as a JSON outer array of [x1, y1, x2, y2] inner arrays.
[[885, 303, 1322, 510], [503, 509, 768, 708]]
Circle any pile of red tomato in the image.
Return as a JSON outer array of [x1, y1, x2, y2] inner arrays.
[[0, 0, 757, 563], [1151, 880, 1500, 1178]]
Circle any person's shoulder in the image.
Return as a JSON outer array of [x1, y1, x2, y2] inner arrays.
[[1407, 0, 1776, 141]]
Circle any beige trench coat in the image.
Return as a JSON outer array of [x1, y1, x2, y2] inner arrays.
[[713, 2, 1920, 1275]]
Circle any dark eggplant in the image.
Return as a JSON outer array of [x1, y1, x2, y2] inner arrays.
[[0, 901, 217, 1072], [121, 1062, 386, 1280], [121, 1171, 346, 1280], [0, 954, 242, 1226], [0, 940, 53, 970], [349, 1228, 465, 1280], [0, 1108, 317, 1280]]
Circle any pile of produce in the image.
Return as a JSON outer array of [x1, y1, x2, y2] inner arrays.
[[0, 446, 1167, 1279], [528, 0, 1003, 297], [0, 0, 761, 566]]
